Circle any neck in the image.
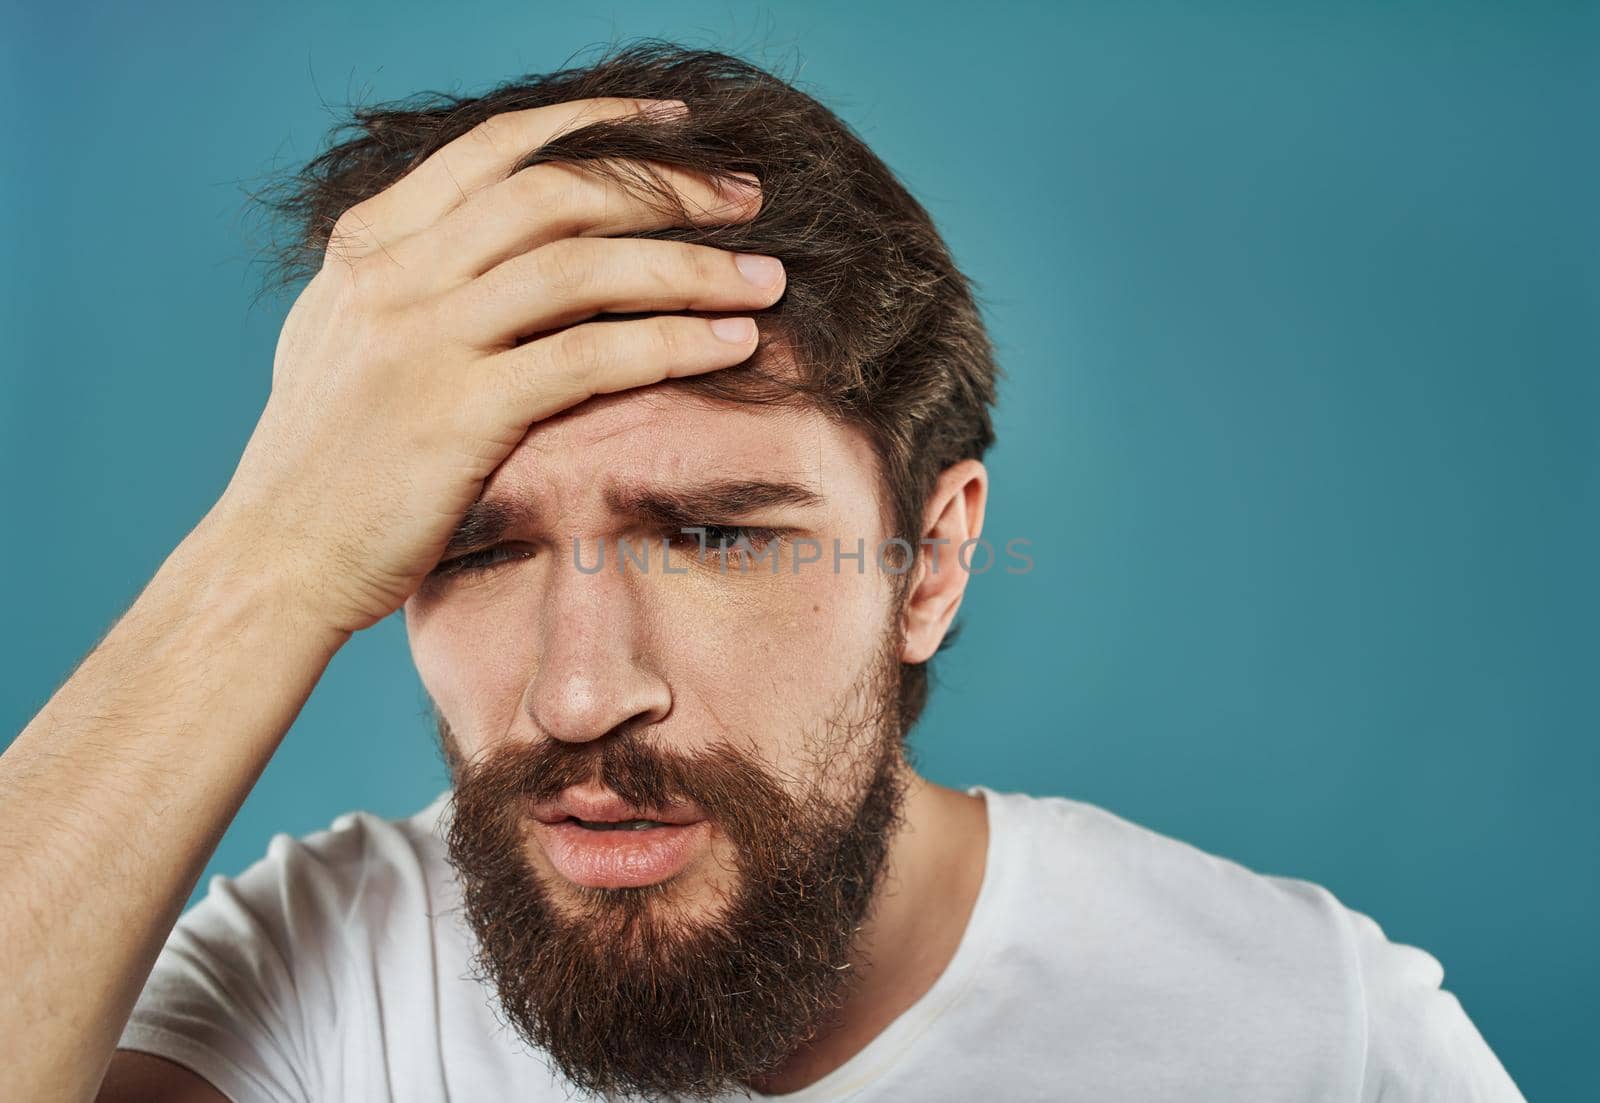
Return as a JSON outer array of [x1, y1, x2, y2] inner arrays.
[[747, 772, 989, 1096]]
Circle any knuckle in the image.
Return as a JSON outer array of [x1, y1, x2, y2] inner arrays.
[[314, 259, 363, 309], [683, 245, 719, 290], [653, 316, 688, 360], [536, 239, 597, 301], [342, 255, 398, 311], [326, 204, 375, 258], [470, 112, 514, 153], [541, 162, 606, 215], [556, 323, 607, 380]]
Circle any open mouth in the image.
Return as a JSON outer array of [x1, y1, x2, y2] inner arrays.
[[526, 788, 711, 887], [568, 817, 673, 831], [530, 788, 704, 830], [532, 815, 711, 889]]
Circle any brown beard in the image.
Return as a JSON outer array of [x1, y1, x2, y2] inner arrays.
[[439, 638, 911, 1100]]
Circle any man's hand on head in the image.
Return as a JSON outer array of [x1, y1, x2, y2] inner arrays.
[[215, 96, 786, 637], [0, 96, 787, 1103]]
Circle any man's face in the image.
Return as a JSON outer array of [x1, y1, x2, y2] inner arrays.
[[403, 381, 912, 1096]]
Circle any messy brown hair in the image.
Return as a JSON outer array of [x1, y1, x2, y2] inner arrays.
[[258, 39, 1000, 730]]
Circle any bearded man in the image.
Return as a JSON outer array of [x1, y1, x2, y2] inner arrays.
[[0, 42, 1522, 1103]]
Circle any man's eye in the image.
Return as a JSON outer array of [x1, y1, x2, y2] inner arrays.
[[431, 544, 534, 578], [671, 525, 780, 562], [702, 525, 771, 550]]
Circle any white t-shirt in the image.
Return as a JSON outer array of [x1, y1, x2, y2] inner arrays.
[[119, 786, 1525, 1102]]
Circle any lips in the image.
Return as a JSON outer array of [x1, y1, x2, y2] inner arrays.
[[530, 786, 706, 828], [527, 787, 711, 889]]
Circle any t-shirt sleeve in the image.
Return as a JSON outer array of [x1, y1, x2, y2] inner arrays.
[[117, 834, 339, 1103], [1346, 908, 1526, 1102]]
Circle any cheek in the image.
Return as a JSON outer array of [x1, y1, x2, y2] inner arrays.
[[404, 589, 543, 750], [648, 563, 889, 752]]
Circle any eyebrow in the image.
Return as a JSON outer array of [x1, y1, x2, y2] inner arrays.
[[442, 478, 825, 556]]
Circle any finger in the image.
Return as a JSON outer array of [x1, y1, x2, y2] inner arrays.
[[325, 97, 688, 263], [408, 158, 762, 285], [479, 314, 760, 429], [445, 238, 785, 346]]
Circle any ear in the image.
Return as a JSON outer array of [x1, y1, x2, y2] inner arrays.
[[900, 459, 989, 664]]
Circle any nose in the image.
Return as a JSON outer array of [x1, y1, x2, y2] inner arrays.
[[521, 547, 671, 744]]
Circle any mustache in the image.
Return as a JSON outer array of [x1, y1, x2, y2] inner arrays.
[[449, 729, 798, 848]]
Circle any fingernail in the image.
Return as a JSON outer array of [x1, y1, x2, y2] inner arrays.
[[711, 317, 756, 343], [734, 253, 784, 289]]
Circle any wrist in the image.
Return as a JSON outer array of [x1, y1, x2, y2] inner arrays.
[[179, 498, 354, 661]]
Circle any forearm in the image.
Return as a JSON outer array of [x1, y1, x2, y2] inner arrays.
[[0, 505, 349, 1102]]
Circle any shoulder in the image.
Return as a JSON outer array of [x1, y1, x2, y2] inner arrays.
[[118, 793, 461, 1101], [163, 790, 457, 989], [1342, 907, 1526, 1100], [244, 791, 453, 913], [975, 788, 1525, 1101], [982, 786, 1357, 964]]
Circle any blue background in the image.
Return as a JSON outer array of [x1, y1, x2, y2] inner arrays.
[[4, 2, 1594, 1097]]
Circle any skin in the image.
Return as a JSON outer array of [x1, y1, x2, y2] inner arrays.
[[411, 389, 993, 1093], [0, 95, 989, 1102]]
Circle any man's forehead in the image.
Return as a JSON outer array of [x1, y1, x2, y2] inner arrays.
[[483, 380, 876, 515], [525, 382, 818, 464]]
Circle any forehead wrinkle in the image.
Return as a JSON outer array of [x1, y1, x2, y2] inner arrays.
[[558, 409, 835, 506], [449, 474, 829, 555], [460, 383, 855, 546]]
